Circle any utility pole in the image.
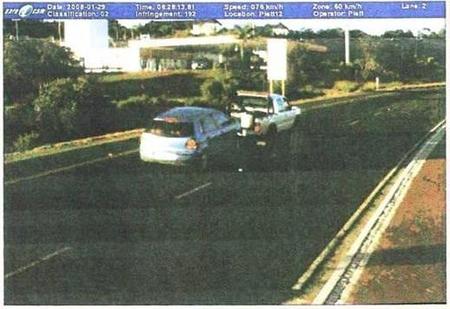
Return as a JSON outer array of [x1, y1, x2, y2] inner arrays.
[[15, 20, 19, 40], [58, 21, 62, 43], [344, 29, 350, 65]]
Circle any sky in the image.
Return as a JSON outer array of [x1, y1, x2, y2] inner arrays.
[[119, 18, 445, 36]]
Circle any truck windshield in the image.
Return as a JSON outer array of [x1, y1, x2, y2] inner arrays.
[[146, 120, 194, 137]]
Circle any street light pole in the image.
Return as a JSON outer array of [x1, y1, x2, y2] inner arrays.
[[345, 29, 350, 65]]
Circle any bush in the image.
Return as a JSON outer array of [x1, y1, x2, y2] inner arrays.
[[333, 80, 361, 93], [361, 82, 377, 92], [12, 132, 41, 152], [115, 95, 162, 129], [4, 104, 36, 151], [201, 79, 226, 104], [33, 77, 115, 143]]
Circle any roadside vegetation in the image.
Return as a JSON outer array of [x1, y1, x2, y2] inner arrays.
[[3, 21, 445, 153]]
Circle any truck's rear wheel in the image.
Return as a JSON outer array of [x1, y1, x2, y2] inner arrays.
[[265, 126, 277, 158]]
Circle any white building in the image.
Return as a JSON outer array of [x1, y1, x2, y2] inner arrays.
[[272, 23, 290, 36], [191, 20, 223, 36], [63, 20, 141, 72], [62, 20, 236, 72]]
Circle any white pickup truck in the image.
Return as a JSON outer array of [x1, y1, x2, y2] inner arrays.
[[229, 91, 301, 147]]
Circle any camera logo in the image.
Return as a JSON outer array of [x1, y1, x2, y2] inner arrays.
[[18, 4, 34, 18]]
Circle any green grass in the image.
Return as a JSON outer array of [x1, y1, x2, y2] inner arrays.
[[98, 70, 214, 102]]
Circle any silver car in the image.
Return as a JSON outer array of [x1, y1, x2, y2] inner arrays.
[[140, 107, 240, 169]]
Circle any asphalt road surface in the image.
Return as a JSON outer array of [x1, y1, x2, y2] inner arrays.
[[4, 89, 445, 304]]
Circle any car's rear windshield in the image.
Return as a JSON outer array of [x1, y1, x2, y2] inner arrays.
[[147, 120, 194, 137]]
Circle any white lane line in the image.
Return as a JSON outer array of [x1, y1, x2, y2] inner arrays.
[[5, 148, 139, 186], [174, 182, 213, 200], [5, 246, 73, 279]]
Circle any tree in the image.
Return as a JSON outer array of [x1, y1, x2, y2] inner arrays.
[[3, 20, 61, 40], [288, 28, 316, 40], [254, 24, 273, 37], [351, 38, 382, 81], [201, 79, 226, 104], [316, 28, 344, 39], [135, 21, 193, 38], [349, 30, 369, 38], [287, 44, 334, 96], [375, 38, 416, 81], [381, 30, 415, 38], [33, 77, 115, 142], [4, 39, 82, 104]]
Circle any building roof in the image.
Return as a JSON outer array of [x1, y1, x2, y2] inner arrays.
[[195, 19, 222, 26], [272, 23, 289, 30]]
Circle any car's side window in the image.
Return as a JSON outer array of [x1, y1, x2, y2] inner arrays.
[[201, 115, 218, 134], [275, 97, 287, 112]]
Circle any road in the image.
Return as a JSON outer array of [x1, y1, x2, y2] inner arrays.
[[4, 89, 445, 304]]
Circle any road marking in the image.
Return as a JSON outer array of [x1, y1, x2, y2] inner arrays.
[[5, 148, 139, 186], [175, 182, 213, 200], [5, 246, 73, 279]]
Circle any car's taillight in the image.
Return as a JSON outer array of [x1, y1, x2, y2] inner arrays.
[[185, 138, 198, 150], [254, 123, 262, 133]]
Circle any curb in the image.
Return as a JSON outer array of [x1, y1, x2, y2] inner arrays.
[[290, 119, 446, 293]]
